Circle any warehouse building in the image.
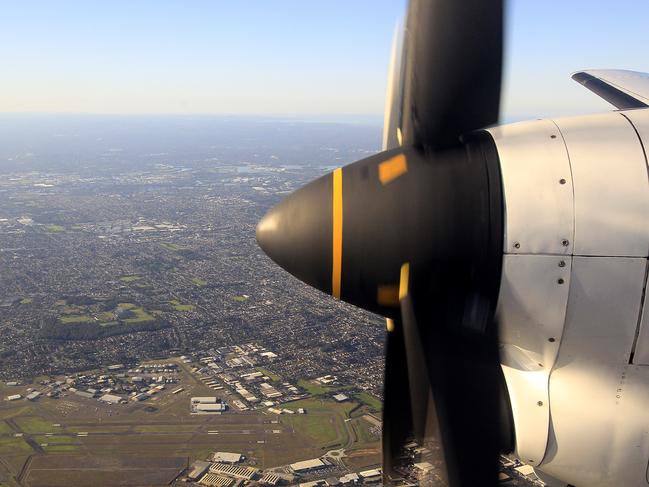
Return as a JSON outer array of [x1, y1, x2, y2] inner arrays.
[[208, 463, 258, 480], [26, 391, 41, 401], [212, 452, 242, 464], [199, 473, 233, 487], [235, 387, 260, 404], [194, 403, 226, 414], [99, 393, 123, 404], [290, 458, 329, 473], [192, 396, 218, 404], [260, 473, 281, 485], [358, 469, 382, 483], [259, 383, 282, 399]]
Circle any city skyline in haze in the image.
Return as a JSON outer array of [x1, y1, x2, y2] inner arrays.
[[1, 1, 649, 120]]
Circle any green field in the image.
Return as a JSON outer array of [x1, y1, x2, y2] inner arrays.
[[123, 307, 154, 323], [96, 311, 115, 322], [15, 416, 55, 434], [281, 397, 357, 450], [60, 315, 92, 324], [33, 434, 80, 452], [45, 224, 65, 233], [169, 300, 195, 312], [354, 392, 382, 412], [297, 379, 331, 396], [191, 278, 207, 286], [19, 298, 32, 305], [0, 435, 32, 454]]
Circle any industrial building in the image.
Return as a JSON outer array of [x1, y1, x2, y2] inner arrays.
[[259, 382, 282, 398], [191, 396, 227, 414], [290, 458, 329, 473], [260, 473, 281, 485], [99, 393, 123, 404], [26, 391, 41, 401], [199, 473, 233, 487], [212, 452, 243, 464], [191, 396, 218, 404], [195, 403, 226, 413], [235, 386, 259, 403], [339, 473, 359, 484], [208, 462, 258, 480], [358, 469, 382, 483]]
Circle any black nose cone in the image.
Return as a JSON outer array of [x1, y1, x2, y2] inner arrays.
[[256, 172, 334, 295]]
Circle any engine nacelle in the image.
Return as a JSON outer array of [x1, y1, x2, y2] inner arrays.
[[489, 109, 649, 486]]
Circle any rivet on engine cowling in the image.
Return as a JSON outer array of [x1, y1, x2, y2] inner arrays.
[[561, 239, 570, 247], [551, 135, 557, 139], [559, 178, 566, 184], [558, 278, 565, 285], [558, 260, 566, 267], [548, 337, 556, 343], [537, 401, 544, 406], [513, 242, 521, 249]]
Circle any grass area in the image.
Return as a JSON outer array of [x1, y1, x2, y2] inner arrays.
[[233, 295, 249, 302], [354, 392, 382, 412], [191, 278, 207, 287], [134, 425, 195, 433], [60, 315, 92, 324], [298, 379, 332, 396], [65, 425, 132, 434], [15, 416, 55, 434], [283, 413, 339, 445], [169, 300, 195, 312], [287, 397, 357, 417], [353, 418, 380, 443], [96, 311, 115, 322], [119, 275, 142, 282], [0, 435, 32, 453], [161, 242, 186, 251], [256, 367, 280, 382], [33, 434, 80, 452], [19, 298, 32, 305], [123, 307, 154, 323], [45, 224, 65, 233], [44, 444, 81, 452], [118, 302, 136, 309], [282, 397, 356, 449], [0, 422, 13, 434]]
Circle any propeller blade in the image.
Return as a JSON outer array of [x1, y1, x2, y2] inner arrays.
[[400, 0, 504, 150], [382, 318, 414, 478], [401, 260, 503, 486]]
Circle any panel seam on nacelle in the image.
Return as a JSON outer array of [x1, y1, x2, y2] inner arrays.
[[629, 259, 649, 364], [549, 119, 576, 257], [619, 111, 649, 186]]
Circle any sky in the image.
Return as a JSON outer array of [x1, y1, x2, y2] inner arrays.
[[1, 1, 649, 120]]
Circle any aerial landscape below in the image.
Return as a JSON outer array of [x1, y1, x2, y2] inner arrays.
[[0, 115, 539, 487]]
